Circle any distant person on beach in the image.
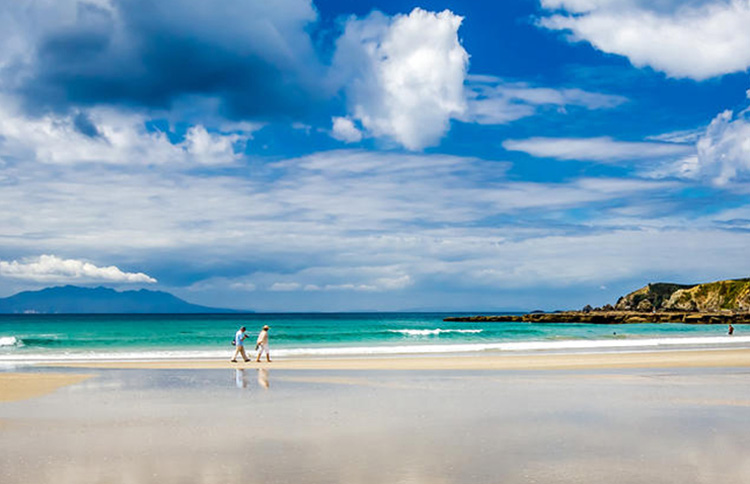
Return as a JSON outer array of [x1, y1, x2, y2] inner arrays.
[[255, 325, 271, 362], [231, 326, 251, 363], [728, 324, 735, 335]]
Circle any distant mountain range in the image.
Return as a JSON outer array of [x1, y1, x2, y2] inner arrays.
[[0, 285, 241, 314]]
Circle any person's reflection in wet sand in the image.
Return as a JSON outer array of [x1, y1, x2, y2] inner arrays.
[[257, 368, 269, 389], [235, 369, 247, 388]]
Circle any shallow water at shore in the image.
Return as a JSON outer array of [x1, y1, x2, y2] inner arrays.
[[2, 365, 750, 483]]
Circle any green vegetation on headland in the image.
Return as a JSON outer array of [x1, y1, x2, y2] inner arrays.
[[614, 279, 750, 312], [445, 278, 750, 324]]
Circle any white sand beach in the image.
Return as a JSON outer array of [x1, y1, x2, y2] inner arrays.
[[2, 349, 750, 483]]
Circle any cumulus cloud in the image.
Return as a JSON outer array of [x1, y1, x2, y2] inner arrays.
[[673, 106, 750, 185], [182, 126, 245, 166], [1, 0, 325, 117], [538, 0, 750, 80], [640, 99, 750, 185], [329, 10, 625, 147], [331, 116, 363, 143], [0, 99, 247, 166], [333, 8, 469, 150], [503, 136, 694, 162], [695, 107, 750, 185], [0, 255, 156, 283]]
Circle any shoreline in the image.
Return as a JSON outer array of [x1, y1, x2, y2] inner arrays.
[[43, 347, 750, 371], [5, 334, 750, 363]]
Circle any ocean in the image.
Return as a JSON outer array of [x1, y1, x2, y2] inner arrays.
[[1, 313, 748, 365]]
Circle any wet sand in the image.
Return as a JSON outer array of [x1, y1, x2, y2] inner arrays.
[[48, 347, 750, 370], [3, 352, 750, 483]]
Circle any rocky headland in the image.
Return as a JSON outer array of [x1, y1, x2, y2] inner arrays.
[[445, 278, 750, 324]]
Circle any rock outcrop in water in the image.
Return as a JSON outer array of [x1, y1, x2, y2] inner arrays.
[[445, 278, 750, 324], [444, 311, 750, 324]]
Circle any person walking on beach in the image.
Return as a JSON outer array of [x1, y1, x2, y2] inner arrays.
[[231, 326, 251, 363], [255, 325, 271, 363]]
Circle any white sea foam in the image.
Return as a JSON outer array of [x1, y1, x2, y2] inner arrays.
[[389, 329, 483, 336], [2, 335, 750, 363], [0, 336, 20, 347]]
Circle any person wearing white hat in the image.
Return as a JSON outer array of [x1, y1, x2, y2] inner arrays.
[[255, 325, 271, 363]]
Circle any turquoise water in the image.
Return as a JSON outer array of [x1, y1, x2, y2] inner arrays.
[[0, 313, 747, 362]]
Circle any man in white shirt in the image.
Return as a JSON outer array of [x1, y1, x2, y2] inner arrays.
[[231, 326, 251, 363], [255, 325, 271, 363]]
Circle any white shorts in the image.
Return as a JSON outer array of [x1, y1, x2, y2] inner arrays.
[[256, 343, 269, 356]]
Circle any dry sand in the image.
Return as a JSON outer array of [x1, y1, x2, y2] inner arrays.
[[47, 347, 750, 370], [0, 373, 92, 403]]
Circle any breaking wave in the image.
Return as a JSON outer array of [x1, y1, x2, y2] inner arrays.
[[389, 329, 484, 336], [0, 336, 21, 347]]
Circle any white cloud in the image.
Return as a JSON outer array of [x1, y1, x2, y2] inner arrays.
[[10, 144, 748, 310], [333, 8, 468, 150], [0, 150, 681, 259], [269, 282, 301, 291], [446, 227, 750, 289], [330, 15, 626, 145], [227, 265, 414, 295], [504, 98, 750, 187], [218, 121, 264, 135], [694, 107, 750, 185], [182, 126, 244, 166], [0, 255, 156, 283], [503, 136, 694, 162], [642, 102, 750, 185], [539, 0, 750, 80], [330, 117, 363, 143], [0, 99, 247, 166], [647, 128, 705, 144], [375, 274, 413, 290], [463, 77, 627, 124], [229, 282, 257, 291]]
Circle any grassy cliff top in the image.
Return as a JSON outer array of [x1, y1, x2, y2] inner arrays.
[[616, 278, 750, 313]]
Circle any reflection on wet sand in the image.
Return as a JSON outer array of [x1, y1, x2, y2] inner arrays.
[[2, 367, 750, 483], [257, 368, 269, 389], [234, 368, 270, 389], [234, 368, 247, 388]]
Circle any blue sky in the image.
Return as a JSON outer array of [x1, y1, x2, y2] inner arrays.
[[1, 0, 750, 311]]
